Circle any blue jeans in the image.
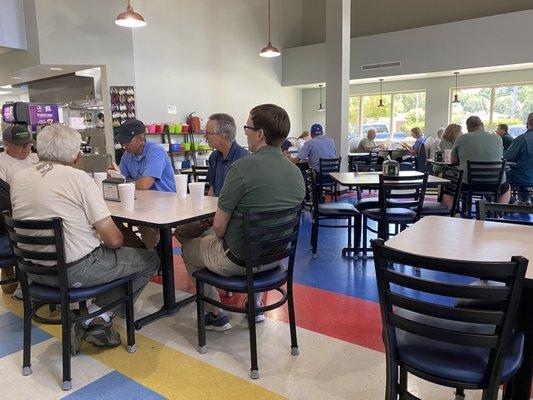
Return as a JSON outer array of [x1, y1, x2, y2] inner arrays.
[[0, 235, 12, 257]]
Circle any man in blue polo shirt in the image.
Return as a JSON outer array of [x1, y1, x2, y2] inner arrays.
[[205, 113, 249, 196], [291, 123, 336, 170], [112, 118, 176, 249]]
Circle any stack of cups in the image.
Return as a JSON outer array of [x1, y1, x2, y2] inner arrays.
[[175, 161, 183, 173], [174, 174, 188, 198], [188, 182, 205, 211], [93, 172, 107, 192], [118, 183, 135, 212]]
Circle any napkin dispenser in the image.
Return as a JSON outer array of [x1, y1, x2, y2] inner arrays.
[[102, 177, 126, 201], [434, 150, 444, 162]]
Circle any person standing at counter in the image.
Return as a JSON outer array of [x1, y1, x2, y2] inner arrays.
[[0, 125, 39, 184], [110, 118, 176, 249]]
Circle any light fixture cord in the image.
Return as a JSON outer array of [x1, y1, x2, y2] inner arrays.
[[127, 0, 132, 10], [268, 0, 272, 43]]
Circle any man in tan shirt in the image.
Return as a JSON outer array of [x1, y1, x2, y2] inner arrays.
[[11, 124, 159, 353]]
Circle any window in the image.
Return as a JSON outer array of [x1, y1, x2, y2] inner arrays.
[[349, 91, 426, 142], [450, 83, 533, 136]]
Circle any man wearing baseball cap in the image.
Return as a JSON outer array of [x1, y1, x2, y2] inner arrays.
[[0, 125, 39, 184], [290, 123, 336, 171], [0, 125, 39, 297], [109, 118, 176, 249]]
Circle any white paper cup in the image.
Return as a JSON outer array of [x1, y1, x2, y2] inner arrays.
[[175, 161, 183, 172], [118, 183, 135, 212], [174, 174, 188, 198], [188, 182, 205, 211], [444, 149, 452, 163], [93, 172, 107, 191]]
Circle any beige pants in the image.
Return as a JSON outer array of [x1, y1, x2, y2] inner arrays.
[[118, 223, 160, 250], [175, 222, 274, 314]]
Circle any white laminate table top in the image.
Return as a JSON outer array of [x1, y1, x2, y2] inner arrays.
[[106, 190, 218, 227], [386, 216, 533, 282], [329, 171, 450, 187]]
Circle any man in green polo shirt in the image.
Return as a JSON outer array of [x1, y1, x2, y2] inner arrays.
[[176, 104, 305, 331]]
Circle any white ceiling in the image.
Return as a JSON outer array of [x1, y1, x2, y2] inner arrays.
[[0, 64, 97, 87]]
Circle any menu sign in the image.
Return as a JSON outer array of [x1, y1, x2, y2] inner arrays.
[[28, 104, 60, 129], [1, 104, 15, 123]]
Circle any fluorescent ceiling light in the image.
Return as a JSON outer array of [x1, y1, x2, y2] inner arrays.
[[10, 76, 22, 80], [50, 67, 63, 71]]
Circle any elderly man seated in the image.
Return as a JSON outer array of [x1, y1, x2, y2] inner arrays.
[[10, 124, 159, 353], [357, 128, 383, 152]]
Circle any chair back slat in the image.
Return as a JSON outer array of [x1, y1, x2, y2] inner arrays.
[[372, 238, 527, 386], [243, 205, 302, 269], [467, 161, 506, 198], [476, 200, 533, 226], [390, 313, 498, 348], [386, 292, 505, 325]]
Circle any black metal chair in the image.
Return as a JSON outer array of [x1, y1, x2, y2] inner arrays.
[[3, 212, 137, 391], [462, 160, 506, 218], [421, 166, 463, 217], [318, 157, 341, 202], [192, 204, 303, 379], [310, 170, 359, 258], [476, 200, 533, 225], [361, 173, 428, 257], [192, 165, 210, 194], [349, 151, 380, 173], [372, 238, 527, 400]]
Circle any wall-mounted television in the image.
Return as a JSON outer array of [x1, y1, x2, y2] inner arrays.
[[2, 103, 16, 123]]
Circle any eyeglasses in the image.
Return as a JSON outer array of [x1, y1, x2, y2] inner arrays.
[[205, 131, 218, 136], [243, 125, 260, 133]]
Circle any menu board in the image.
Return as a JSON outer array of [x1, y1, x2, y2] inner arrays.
[[1, 103, 15, 123], [28, 104, 60, 130]]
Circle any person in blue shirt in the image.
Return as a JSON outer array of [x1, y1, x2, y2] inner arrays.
[[504, 112, 533, 204], [111, 118, 176, 249], [205, 113, 249, 196], [291, 123, 336, 171]]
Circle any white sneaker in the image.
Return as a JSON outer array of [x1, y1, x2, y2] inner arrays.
[[11, 284, 23, 300], [245, 300, 265, 323]]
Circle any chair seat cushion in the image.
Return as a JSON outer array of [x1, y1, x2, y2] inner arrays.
[[395, 309, 524, 384], [421, 200, 451, 216], [28, 275, 136, 302], [362, 208, 417, 222], [318, 203, 358, 216], [192, 265, 287, 292], [355, 198, 399, 212]]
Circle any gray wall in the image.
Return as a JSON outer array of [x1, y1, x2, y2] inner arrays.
[[0, 0, 27, 50]]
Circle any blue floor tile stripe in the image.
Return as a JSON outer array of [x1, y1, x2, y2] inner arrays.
[[0, 311, 52, 358], [64, 370, 165, 400]]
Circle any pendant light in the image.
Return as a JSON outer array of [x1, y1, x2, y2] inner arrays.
[[377, 79, 385, 107], [317, 84, 325, 111], [452, 72, 460, 103], [259, 0, 281, 58], [115, 0, 147, 28]]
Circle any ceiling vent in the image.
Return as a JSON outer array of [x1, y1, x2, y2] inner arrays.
[[361, 61, 401, 71]]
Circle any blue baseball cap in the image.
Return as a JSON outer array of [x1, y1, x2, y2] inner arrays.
[[310, 124, 323, 135]]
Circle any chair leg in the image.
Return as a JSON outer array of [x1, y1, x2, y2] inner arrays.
[[454, 388, 465, 400], [311, 217, 318, 258], [347, 217, 352, 250], [502, 380, 512, 400], [287, 279, 299, 356], [362, 215, 368, 259], [399, 366, 408, 399], [196, 280, 207, 354], [60, 299, 72, 391], [385, 358, 398, 400], [21, 292, 32, 377], [246, 287, 259, 379], [124, 281, 136, 353]]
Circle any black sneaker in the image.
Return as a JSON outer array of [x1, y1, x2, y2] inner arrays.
[[85, 317, 121, 348], [205, 312, 232, 332], [70, 320, 87, 355]]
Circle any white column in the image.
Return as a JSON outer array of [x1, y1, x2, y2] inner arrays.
[[326, 0, 351, 168]]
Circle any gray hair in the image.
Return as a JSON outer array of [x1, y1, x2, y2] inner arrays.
[[437, 127, 445, 138], [208, 113, 236, 142], [367, 128, 377, 136], [528, 112, 533, 129], [36, 124, 81, 163]]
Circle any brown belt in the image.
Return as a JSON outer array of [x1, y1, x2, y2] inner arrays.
[[66, 247, 99, 268], [222, 241, 246, 268]]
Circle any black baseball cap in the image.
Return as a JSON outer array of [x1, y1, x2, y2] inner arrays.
[[2, 125, 34, 146], [115, 119, 146, 145]]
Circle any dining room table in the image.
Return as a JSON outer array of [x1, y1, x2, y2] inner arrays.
[[329, 170, 450, 189], [106, 190, 218, 329], [386, 215, 533, 399]]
